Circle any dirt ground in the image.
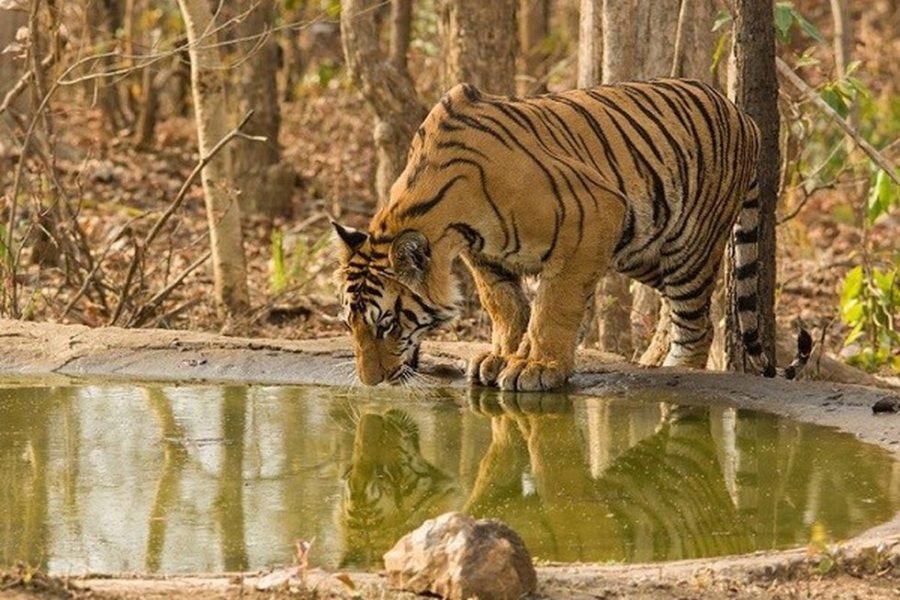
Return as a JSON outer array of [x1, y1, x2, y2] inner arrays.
[[1, 319, 899, 599]]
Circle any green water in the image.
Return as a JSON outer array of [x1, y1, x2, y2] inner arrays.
[[0, 384, 898, 574]]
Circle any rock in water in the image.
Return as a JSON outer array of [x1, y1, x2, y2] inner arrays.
[[383, 512, 537, 600]]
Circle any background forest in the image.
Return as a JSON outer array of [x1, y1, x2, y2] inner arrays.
[[0, 0, 897, 376]]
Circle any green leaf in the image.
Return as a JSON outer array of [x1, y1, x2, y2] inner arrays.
[[867, 169, 899, 222], [774, 2, 794, 42], [270, 229, 287, 294], [710, 31, 731, 73], [820, 87, 849, 118], [789, 6, 825, 43], [795, 48, 820, 68], [842, 299, 863, 324], [841, 266, 865, 305], [844, 321, 865, 345], [712, 8, 732, 32]]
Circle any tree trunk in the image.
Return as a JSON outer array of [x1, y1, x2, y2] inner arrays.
[[232, 0, 294, 218], [577, 0, 603, 88], [518, 0, 550, 95], [441, 0, 518, 95], [176, 0, 250, 319], [725, 0, 779, 371], [830, 0, 858, 154], [82, 1, 128, 130], [389, 0, 413, 72], [132, 29, 160, 150], [601, 0, 637, 82], [341, 0, 427, 206]]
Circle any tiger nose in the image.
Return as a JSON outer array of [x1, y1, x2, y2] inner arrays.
[[358, 362, 385, 385]]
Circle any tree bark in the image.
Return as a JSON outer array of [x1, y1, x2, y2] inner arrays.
[[601, 0, 637, 82], [577, 0, 603, 88], [233, 0, 294, 218], [726, 0, 779, 371], [341, 0, 427, 206], [176, 0, 250, 319], [518, 0, 550, 95], [441, 0, 518, 95], [389, 0, 413, 73]]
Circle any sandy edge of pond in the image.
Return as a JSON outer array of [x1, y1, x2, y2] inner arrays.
[[1, 317, 899, 600]]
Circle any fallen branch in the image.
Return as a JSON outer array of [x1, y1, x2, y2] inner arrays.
[[776, 57, 899, 186]]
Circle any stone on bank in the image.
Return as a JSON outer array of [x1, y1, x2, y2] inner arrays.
[[383, 512, 537, 600]]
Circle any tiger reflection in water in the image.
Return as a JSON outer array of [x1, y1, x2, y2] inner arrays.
[[339, 409, 456, 568]]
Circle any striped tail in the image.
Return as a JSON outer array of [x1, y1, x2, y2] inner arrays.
[[733, 180, 812, 380]]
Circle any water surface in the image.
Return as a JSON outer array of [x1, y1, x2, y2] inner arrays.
[[0, 384, 898, 573]]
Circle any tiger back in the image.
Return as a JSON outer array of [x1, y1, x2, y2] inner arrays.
[[334, 78, 810, 390]]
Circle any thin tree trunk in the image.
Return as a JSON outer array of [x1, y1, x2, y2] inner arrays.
[[601, 0, 637, 82], [132, 40, 160, 149], [233, 0, 294, 218], [389, 0, 413, 73], [442, 0, 518, 95], [830, 0, 857, 155], [726, 0, 778, 371], [341, 0, 427, 206], [577, 0, 603, 88], [0, 8, 28, 118], [177, 0, 250, 319], [518, 0, 550, 95]]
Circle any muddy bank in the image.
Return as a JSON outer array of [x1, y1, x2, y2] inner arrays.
[[1, 318, 899, 599]]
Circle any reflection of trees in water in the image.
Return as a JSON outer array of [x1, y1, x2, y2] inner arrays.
[[144, 388, 188, 572], [215, 386, 249, 571], [0, 388, 56, 569], [733, 409, 896, 548]]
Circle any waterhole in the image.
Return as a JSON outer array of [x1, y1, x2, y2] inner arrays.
[[1, 383, 898, 574]]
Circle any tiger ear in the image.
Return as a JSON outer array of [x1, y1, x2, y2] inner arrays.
[[332, 221, 368, 257], [390, 230, 430, 285]]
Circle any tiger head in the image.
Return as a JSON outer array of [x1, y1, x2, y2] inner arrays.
[[340, 408, 455, 567], [333, 222, 458, 385]]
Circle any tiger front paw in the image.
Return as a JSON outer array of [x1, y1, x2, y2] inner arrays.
[[497, 358, 569, 392], [467, 352, 508, 387]]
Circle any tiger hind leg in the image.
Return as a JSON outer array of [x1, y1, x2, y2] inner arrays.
[[662, 285, 715, 369]]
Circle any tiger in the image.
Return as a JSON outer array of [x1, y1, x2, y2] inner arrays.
[[334, 78, 812, 391]]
